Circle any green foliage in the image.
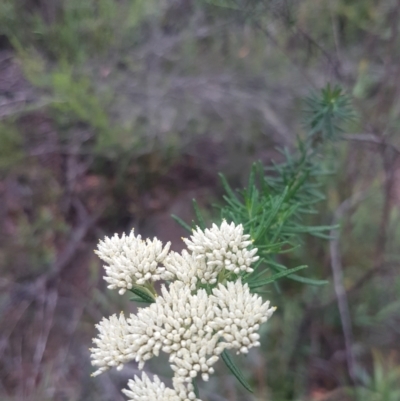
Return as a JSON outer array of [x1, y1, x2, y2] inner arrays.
[[175, 84, 353, 295], [305, 84, 354, 141], [170, 84, 354, 393], [49, 66, 110, 132], [354, 351, 400, 401], [248, 265, 308, 289], [1, 0, 160, 62], [1, 0, 397, 398]]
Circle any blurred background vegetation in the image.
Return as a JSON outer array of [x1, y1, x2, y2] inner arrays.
[[0, 0, 399, 400]]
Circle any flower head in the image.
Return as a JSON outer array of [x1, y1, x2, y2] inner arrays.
[[95, 230, 172, 294], [90, 312, 132, 376], [162, 250, 199, 290], [91, 221, 275, 401], [210, 279, 276, 354], [122, 372, 200, 401], [183, 221, 259, 277], [126, 281, 224, 382]]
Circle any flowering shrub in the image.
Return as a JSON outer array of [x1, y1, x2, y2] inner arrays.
[[90, 221, 276, 400], [89, 85, 353, 399]]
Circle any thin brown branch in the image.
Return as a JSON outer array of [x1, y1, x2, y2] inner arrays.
[[26, 288, 59, 396], [329, 192, 367, 384], [341, 133, 400, 155], [0, 199, 101, 366]]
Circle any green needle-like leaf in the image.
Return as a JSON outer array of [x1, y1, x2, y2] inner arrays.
[[221, 350, 254, 393], [219, 173, 242, 207], [284, 274, 329, 286], [171, 214, 192, 233], [192, 199, 206, 230], [249, 265, 308, 289]]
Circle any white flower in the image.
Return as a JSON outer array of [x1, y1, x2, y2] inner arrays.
[[124, 297, 168, 370], [91, 222, 276, 396], [122, 372, 200, 401], [90, 282, 226, 380], [172, 378, 201, 401], [95, 230, 172, 294], [183, 221, 259, 277], [90, 313, 132, 376], [90, 281, 275, 380], [162, 250, 200, 289], [210, 280, 276, 354], [126, 282, 227, 382]]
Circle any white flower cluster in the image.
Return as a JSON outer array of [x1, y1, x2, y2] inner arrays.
[[91, 221, 275, 401], [210, 280, 276, 355], [90, 313, 131, 376], [95, 230, 172, 294], [122, 373, 198, 401], [127, 281, 223, 382], [182, 220, 259, 282]]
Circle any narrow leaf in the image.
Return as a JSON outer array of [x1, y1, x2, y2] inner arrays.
[[221, 195, 244, 212], [285, 274, 329, 286], [249, 265, 308, 289], [171, 214, 192, 233], [192, 199, 206, 230], [284, 224, 336, 233], [253, 290, 272, 295], [244, 263, 270, 285], [221, 350, 253, 393], [255, 187, 289, 239], [265, 261, 329, 286], [242, 258, 264, 282], [286, 170, 310, 201], [129, 285, 156, 303], [219, 173, 242, 207], [129, 295, 152, 304]]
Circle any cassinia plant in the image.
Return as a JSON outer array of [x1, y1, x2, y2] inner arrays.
[[91, 221, 275, 400], [89, 84, 353, 400]]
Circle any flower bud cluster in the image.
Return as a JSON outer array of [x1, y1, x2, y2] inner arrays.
[[162, 250, 200, 290], [210, 280, 276, 355], [183, 220, 259, 281], [90, 313, 132, 376], [122, 373, 199, 401], [91, 221, 275, 401], [95, 230, 172, 294]]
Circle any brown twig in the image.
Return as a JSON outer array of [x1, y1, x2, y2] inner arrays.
[[25, 287, 59, 396], [329, 192, 368, 384], [340, 134, 400, 155], [0, 197, 101, 397]]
